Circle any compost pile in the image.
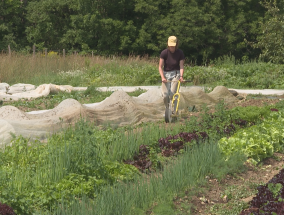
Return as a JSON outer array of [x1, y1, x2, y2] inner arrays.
[[240, 168, 284, 214], [0, 85, 238, 145]]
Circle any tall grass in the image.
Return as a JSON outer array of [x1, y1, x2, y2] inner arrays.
[[2, 52, 284, 89], [0, 53, 158, 86]]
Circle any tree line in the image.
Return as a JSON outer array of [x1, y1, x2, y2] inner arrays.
[[1, 0, 284, 63]]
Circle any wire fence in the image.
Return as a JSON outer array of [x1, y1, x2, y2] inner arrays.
[[2, 45, 102, 57]]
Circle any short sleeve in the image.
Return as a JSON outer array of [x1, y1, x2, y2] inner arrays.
[[160, 49, 167, 59]]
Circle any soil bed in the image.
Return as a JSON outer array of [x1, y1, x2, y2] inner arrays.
[[172, 153, 284, 215]]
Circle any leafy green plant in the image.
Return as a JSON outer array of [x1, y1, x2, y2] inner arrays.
[[219, 111, 284, 164], [268, 183, 283, 198]]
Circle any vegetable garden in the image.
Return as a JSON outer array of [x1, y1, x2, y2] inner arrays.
[[1, 99, 284, 214], [1, 55, 284, 214]]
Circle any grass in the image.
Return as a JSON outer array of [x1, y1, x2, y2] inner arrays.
[[0, 53, 160, 86], [2, 53, 284, 90]]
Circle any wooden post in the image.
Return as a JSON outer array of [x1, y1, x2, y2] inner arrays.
[[8, 45, 11, 56], [45, 48, 47, 57], [63, 49, 65, 58], [33, 44, 36, 57], [92, 51, 93, 57]]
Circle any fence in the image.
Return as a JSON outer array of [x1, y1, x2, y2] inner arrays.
[[3, 45, 97, 58]]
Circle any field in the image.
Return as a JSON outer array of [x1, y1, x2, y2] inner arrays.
[[1, 54, 284, 214]]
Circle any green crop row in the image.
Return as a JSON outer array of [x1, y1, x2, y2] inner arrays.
[[53, 142, 246, 215], [0, 119, 186, 214], [1, 99, 284, 214], [219, 110, 284, 165]]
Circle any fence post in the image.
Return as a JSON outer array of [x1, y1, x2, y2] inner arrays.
[[92, 51, 93, 57], [33, 44, 36, 57], [63, 49, 65, 58], [45, 48, 47, 57], [8, 45, 11, 56]]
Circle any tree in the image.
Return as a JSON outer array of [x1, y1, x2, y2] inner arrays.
[[218, 0, 266, 60], [253, 0, 284, 63], [0, 0, 27, 50], [25, 0, 138, 53]]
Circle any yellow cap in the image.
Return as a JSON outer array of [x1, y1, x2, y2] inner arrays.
[[168, 36, 177, 46]]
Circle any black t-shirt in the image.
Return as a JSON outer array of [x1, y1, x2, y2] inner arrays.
[[160, 49, 185, 71]]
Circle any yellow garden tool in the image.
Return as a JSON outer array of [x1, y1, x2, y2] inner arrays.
[[165, 80, 191, 123]]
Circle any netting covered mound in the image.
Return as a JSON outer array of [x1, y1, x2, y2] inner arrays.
[[0, 85, 238, 145]]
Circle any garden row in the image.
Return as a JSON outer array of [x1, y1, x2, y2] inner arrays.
[[1, 99, 284, 214], [240, 168, 284, 214]]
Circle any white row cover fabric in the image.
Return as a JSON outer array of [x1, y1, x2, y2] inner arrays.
[[1, 83, 283, 146]]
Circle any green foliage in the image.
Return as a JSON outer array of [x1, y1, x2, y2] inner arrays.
[[218, 111, 284, 163], [184, 60, 284, 89], [151, 201, 176, 215], [88, 61, 159, 86], [53, 141, 247, 215], [0, 120, 141, 214], [0, 0, 25, 50], [2, 98, 284, 214], [228, 106, 271, 123], [252, 0, 284, 63], [0, 0, 281, 61], [268, 183, 283, 198]]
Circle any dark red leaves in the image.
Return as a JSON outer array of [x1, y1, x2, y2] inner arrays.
[[124, 144, 150, 171], [0, 203, 16, 215], [240, 168, 284, 214], [125, 131, 208, 171]]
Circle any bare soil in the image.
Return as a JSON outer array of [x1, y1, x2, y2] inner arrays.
[[177, 154, 284, 215]]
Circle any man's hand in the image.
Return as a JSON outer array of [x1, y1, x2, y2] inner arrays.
[[162, 77, 167, 83], [179, 76, 184, 82]]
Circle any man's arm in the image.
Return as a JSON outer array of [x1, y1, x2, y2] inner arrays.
[[159, 58, 167, 82], [179, 59, 184, 81]]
